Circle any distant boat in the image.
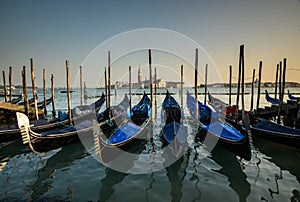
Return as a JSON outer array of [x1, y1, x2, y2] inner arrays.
[[30, 97, 53, 110], [288, 90, 300, 101], [10, 94, 22, 104], [57, 93, 107, 121], [60, 90, 75, 93], [18, 97, 36, 106], [265, 90, 280, 105]]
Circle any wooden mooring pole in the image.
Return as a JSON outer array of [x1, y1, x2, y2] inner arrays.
[[43, 69, 47, 115], [66, 60, 72, 125], [80, 66, 83, 106], [104, 67, 108, 108], [204, 64, 208, 105], [277, 58, 287, 124], [235, 46, 242, 121], [9, 66, 12, 102], [148, 49, 154, 146], [22, 66, 29, 115], [30, 58, 39, 120], [154, 67, 157, 118], [2, 71, 7, 102], [250, 69, 255, 111], [154, 67, 157, 107], [108, 52, 111, 120], [181, 64, 183, 109], [278, 61, 282, 103], [149, 49, 153, 105], [51, 74, 56, 117], [281, 59, 287, 103], [83, 82, 87, 101], [195, 48, 199, 121], [241, 45, 245, 120], [256, 61, 262, 112], [129, 66, 132, 111], [229, 65, 232, 106], [274, 64, 279, 102]]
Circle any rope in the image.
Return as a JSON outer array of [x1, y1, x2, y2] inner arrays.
[[287, 68, 300, 71], [231, 73, 259, 81]]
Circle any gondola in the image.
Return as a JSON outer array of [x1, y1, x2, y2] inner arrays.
[[32, 96, 53, 110], [18, 96, 36, 106], [251, 115, 300, 148], [161, 91, 188, 156], [0, 93, 106, 143], [209, 93, 300, 148], [16, 94, 129, 153], [208, 92, 252, 124], [288, 90, 300, 101], [186, 91, 251, 160], [207, 93, 228, 115], [94, 92, 152, 164], [11, 94, 22, 104], [60, 90, 75, 93], [58, 93, 106, 121], [207, 92, 238, 118], [265, 90, 280, 105]]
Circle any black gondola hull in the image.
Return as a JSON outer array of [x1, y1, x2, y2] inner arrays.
[[251, 127, 300, 148], [196, 127, 251, 161]]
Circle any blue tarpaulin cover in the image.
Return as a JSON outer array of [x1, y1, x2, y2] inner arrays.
[[108, 122, 141, 144]]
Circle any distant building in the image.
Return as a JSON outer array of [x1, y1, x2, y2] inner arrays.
[[156, 79, 166, 88], [166, 81, 184, 88], [143, 78, 166, 88], [138, 66, 142, 84], [263, 82, 273, 87]]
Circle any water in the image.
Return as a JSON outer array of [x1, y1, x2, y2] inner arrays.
[[1, 87, 300, 201]]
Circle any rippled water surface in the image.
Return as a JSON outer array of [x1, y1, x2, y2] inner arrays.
[[1, 88, 300, 201]]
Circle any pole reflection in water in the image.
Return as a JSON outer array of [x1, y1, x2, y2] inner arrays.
[[98, 168, 128, 201], [27, 142, 87, 200]]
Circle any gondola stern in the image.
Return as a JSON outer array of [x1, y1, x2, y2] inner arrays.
[[16, 112, 31, 145]]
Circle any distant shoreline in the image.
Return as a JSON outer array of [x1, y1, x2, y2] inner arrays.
[[1, 81, 300, 90]]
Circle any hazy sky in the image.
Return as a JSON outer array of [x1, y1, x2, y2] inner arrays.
[[0, 0, 299, 87]]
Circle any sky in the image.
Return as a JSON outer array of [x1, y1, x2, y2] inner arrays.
[[0, 0, 299, 87]]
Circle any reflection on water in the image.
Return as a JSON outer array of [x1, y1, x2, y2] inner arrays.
[[27, 142, 88, 199], [1, 131, 299, 201], [166, 150, 187, 202], [254, 136, 300, 182], [0, 140, 30, 162], [291, 189, 300, 202], [98, 168, 128, 201], [210, 145, 250, 202], [1, 88, 300, 201]]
